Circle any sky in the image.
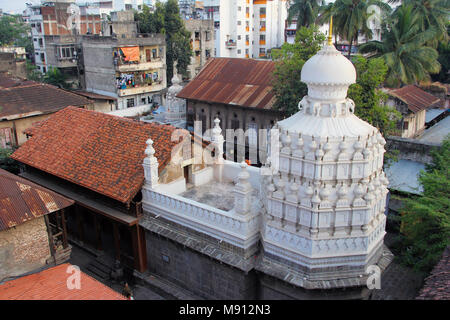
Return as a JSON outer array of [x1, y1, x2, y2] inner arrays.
[[0, 0, 35, 14]]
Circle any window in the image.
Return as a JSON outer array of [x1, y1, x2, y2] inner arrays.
[[260, 21, 266, 29], [31, 23, 35, 28], [260, 8, 266, 15], [246, 35, 249, 41], [259, 48, 266, 54], [237, 35, 241, 40], [42, 67, 46, 73], [195, 50, 200, 56], [40, 53, 45, 62], [125, 4, 132, 10], [260, 34, 265, 41], [141, 97, 146, 104], [152, 48, 157, 59], [33, 38, 37, 42], [237, 49, 241, 54], [238, 6, 241, 11], [237, 21, 241, 25], [205, 50, 211, 58], [403, 121, 409, 130], [205, 31, 211, 41], [38, 38, 43, 46], [127, 98, 135, 108], [245, 49, 249, 54], [195, 32, 200, 40], [60, 47, 73, 58]]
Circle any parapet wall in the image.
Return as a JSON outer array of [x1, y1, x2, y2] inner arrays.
[[386, 136, 440, 164]]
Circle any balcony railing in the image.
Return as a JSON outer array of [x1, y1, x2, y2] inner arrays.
[[225, 40, 237, 48], [142, 188, 260, 249], [114, 58, 164, 72]]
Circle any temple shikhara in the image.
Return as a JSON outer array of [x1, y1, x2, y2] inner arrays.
[[139, 37, 393, 299]]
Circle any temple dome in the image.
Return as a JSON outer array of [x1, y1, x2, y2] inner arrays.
[[301, 44, 356, 86]]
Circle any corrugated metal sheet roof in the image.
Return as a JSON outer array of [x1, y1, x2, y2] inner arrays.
[[388, 85, 440, 113], [177, 58, 276, 109], [0, 168, 74, 231]]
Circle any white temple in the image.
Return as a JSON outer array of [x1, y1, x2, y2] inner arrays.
[[140, 30, 392, 298], [260, 40, 390, 275]]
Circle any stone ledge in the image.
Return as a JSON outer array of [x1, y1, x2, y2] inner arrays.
[[255, 245, 394, 290], [140, 214, 258, 272]]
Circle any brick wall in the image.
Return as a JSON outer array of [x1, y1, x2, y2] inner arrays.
[[0, 217, 51, 282]]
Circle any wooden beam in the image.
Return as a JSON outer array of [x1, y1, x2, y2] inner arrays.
[[113, 222, 121, 263], [131, 225, 146, 273], [61, 208, 68, 249], [94, 214, 102, 251]]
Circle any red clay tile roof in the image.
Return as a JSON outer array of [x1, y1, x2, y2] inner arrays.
[[177, 57, 276, 109], [416, 246, 450, 300], [0, 263, 126, 300], [0, 168, 74, 231], [11, 107, 186, 204], [0, 83, 92, 120], [388, 85, 441, 113]]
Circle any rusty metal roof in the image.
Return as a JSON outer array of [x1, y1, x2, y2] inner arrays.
[[388, 85, 440, 113], [0, 168, 74, 231], [177, 58, 276, 109]]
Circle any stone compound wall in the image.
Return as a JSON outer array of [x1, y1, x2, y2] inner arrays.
[[386, 136, 440, 164], [145, 230, 258, 299], [0, 217, 51, 282]]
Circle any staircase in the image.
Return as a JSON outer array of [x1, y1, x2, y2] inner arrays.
[[86, 256, 115, 282]]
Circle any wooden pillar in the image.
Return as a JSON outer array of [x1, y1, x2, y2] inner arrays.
[[113, 222, 121, 263], [131, 225, 146, 273], [44, 215, 56, 263], [75, 205, 84, 243], [61, 208, 68, 249], [94, 214, 102, 251]]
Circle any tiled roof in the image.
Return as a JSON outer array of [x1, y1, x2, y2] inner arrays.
[[0, 83, 92, 120], [0, 263, 126, 300], [0, 73, 38, 89], [388, 85, 441, 113], [416, 246, 450, 300], [0, 168, 74, 231], [177, 57, 276, 109], [69, 90, 117, 101], [11, 107, 186, 204]]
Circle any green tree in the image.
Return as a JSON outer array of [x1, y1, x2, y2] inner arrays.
[[399, 135, 450, 272], [287, 0, 322, 29], [348, 56, 401, 136], [401, 0, 449, 47], [271, 25, 326, 116], [43, 67, 69, 89], [25, 59, 42, 81], [0, 147, 20, 174], [359, 4, 441, 87], [135, 1, 193, 83], [319, 0, 391, 58]]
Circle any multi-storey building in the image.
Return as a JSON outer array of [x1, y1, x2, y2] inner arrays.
[[205, 0, 287, 59], [82, 33, 166, 112], [28, 0, 102, 85], [184, 19, 215, 79]]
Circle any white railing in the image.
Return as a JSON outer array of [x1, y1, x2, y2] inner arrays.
[[142, 187, 260, 249]]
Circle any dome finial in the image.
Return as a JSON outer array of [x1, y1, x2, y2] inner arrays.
[[328, 16, 333, 46]]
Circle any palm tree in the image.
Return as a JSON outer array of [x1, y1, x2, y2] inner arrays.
[[400, 0, 450, 46], [318, 0, 391, 58], [287, 0, 322, 29], [359, 4, 441, 87]]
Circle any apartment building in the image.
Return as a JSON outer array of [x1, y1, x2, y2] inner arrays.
[[202, 0, 287, 59], [82, 33, 166, 112], [184, 19, 215, 79], [27, 0, 102, 87]]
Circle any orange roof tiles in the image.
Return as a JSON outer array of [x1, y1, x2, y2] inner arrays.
[[11, 107, 185, 204], [388, 85, 441, 113], [0, 168, 74, 231], [0, 263, 126, 300], [177, 58, 276, 109]]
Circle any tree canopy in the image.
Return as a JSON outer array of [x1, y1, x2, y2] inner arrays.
[[135, 1, 193, 83], [399, 135, 450, 272], [0, 15, 32, 53]]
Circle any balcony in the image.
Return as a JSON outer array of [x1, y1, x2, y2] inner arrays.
[[245, 40, 249, 46], [259, 40, 266, 45], [225, 40, 237, 49], [115, 58, 164, 73], [117, 80, 165, 97]]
